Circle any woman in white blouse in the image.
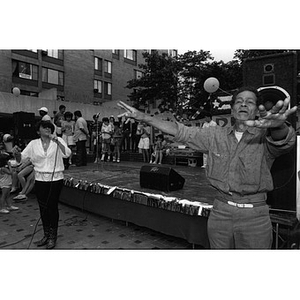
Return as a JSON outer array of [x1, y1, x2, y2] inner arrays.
[[15, 120, 71, 249]]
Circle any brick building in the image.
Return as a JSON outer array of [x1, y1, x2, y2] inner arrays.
[[0, 49, 177, 123]]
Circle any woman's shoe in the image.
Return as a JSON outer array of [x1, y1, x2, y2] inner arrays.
[[13, 194, 27, 201], [46, 228, 57, 249], [7, 205, 19, 211], [0, 208, 10, 214], [35, 236, 49, 247], [46, 238, 56, 249]]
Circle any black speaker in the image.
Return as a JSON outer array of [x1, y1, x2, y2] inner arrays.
[[13, 111, 36, 140], [140, 165, 185, 192]]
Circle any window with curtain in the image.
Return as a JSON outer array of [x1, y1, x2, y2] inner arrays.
[[12, 60, 38, 80], [104, 60, 112, 74], [94, 57, 103, 71], [124, 50, 137, 61], [104, 82, 112, 95], [94, 80, 102, 93], [42, 67, 64, 85], [46, 50, 63, 59]]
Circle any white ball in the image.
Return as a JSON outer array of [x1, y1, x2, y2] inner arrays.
[[12, 87, 21, 97], [203, 77, 220, 93]]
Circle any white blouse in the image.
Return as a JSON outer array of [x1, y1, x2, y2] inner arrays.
[[21, 137, 72, 182]]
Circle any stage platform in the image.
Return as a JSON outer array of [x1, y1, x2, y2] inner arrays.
[[60, 161, 216, 248]]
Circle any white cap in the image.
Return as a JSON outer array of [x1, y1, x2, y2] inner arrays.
[[42, 115, 51, 121], [38, 107, 48, 113], [3, 134, 12, 142]]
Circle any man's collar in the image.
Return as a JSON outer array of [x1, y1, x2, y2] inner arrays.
[[227, 125, 257, 135]]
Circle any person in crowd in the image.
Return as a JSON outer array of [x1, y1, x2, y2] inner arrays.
[[38, 107, 50, 121], [121, 117, 131, 152], [1, 133, 19, 193], [201, 112, 217, 168], [0, 153, 19, 214], [131, 120, 139, 152], [118, 86, 297, 249], [112, 121, 123, 163], [61, 111, 75, 166], [12, 158, 34, 201], [54, 104, 66, 137], [137, 122, 151, 163], [38, 107, 57, 134], [100, 117, 113, 162], [3, 133, 14, 154], [73, 110, 89, 167], [109, 116, 115, 157], [151, 133, 167, 164], [90, 114, 102, 163], [13, 120, 71, 249]]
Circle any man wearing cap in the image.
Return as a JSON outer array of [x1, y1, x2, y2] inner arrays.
[[38, 107, 57, 134], [38, 107, 50, 121]]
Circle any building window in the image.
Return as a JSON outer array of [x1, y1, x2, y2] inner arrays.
[[104, 82, 112, 95], [134, 70, 143, 80], [95, 57, 103, 72], [124, 50, 137, 61], [94, 80, 102, 93], [42, 49, 63, 60], [12, 60, 38, 80], [168, 49, 178, 57], [47, 50, 63, 59], [42, 67, 64, 85], [104, 60, 112, 74], [112, 50, 120, 60]]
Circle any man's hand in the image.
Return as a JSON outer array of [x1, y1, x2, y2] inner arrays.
[[117, 101, 145, 121], [244, 98, 297, 128]]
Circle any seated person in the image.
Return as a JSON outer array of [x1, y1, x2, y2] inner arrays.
[[13, 158, 35, 201]]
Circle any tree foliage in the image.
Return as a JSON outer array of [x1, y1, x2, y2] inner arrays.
[[233, 49, 289, 63], [126, 50, 244, 118]]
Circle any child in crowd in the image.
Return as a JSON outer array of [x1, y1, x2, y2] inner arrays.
[[0, 153, 19, 214], [91, 114, 102, 163], [112, 121, 122, 163], [138, 122, 150, 163], [101, 117, 113, 162], [151, 134, 166, 164], [61, 111, 75, 165], [109, 116, 115, 157]]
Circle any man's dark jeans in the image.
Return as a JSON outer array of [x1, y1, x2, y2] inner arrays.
[[76, 140, 87, 166]]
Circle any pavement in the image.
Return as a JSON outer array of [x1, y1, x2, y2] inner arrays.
[[0, 160, 213, 250]]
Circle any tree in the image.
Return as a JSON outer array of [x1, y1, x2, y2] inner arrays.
[[233, 49, 289, 63], [126, 51, 180, 111], [126, 50, 244, 119]]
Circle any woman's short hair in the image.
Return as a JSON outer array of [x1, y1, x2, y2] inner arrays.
[[36, 120, 55, 134]]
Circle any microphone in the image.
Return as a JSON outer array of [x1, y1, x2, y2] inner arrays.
[[95, 112, 101, 118], [49, 134, 58, 142]]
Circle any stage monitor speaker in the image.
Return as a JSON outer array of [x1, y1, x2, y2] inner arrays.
[[13, 111, 36, 140], [140, 165, 185, 192]]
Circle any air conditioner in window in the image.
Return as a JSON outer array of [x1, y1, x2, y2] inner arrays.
[[41, 50, 47, 56], [94, 89, 99, 93]]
